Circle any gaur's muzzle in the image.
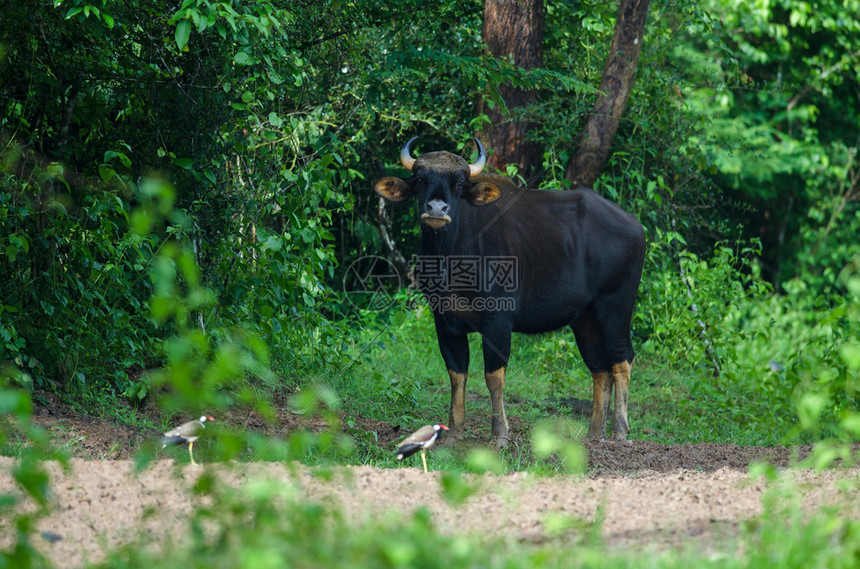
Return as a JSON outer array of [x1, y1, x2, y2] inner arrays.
[[421, 199, 451, 228]]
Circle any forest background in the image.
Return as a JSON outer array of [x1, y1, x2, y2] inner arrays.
[[1, 0, 859, 460]]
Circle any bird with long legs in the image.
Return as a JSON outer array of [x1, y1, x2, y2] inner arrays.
[[162, 415, 214, 465], [396, 424, 448, 472]]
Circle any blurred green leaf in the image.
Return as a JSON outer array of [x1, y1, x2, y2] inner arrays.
[[839, 343, 860, 370], [531, 419, 586, 474], [439, 471, 479, 507], [465, 447, 506, 474]]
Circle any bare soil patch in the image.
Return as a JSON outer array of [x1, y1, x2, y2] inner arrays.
[[3, 457, 858, 568], [2, 396, 856, 567]]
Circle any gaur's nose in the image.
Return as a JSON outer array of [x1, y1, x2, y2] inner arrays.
[[425, 199, 449, 217]]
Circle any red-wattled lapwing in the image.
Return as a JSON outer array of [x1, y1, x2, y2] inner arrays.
[[162, 415, 214, 465], [396, 424, 448, 472]]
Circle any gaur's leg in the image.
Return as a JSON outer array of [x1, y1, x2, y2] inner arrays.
[[610, 360, 631, 440], [435, 318, 470, 443], [587, 370, 613, 438], [593, 295, 636, 441], [572, 309, 613, 439], [481, 318, 513, 450]]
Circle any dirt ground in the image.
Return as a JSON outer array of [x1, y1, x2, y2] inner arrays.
[[2, 399, 859, 567]]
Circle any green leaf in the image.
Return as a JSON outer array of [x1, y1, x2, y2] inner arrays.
[[151, 296, 172, 324], [380, 541, 416, 567], [234, 52, 254, 66], [798, 393, 828, 430], [14, 458, 51, 507], [465, 448, 505, 474], [174, 158, 194, 170], [531, 419, 586, 474], [439, 471, 479, 507], [131, 209, 153, 236], [9, 234, 29, 254], [841, 411, 860, 437], [104, 150, 132, 167], [99, 165, 115, 183], [0, 388, 30, 415], [175, 20, 192, 51], [839, 343, 860, 370]]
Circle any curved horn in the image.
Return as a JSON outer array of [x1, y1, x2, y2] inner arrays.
[[400, 137, 418, 172], [469, 138, 486, 177]]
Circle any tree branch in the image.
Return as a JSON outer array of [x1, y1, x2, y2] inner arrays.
[[565, 0, 650, 188]]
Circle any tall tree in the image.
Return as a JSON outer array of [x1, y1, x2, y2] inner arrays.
[[565, 0, 650, 188], [482, 0, 545, 181]]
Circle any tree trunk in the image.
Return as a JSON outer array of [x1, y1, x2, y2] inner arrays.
[[482, 0, 544, 181], [565, 0, 650, 188]]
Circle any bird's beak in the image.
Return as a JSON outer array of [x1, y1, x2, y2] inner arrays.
[[440, 425, 449, 430]]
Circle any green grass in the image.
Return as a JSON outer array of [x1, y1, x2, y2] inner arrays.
[[14, 274, 850, 472], [333, 303, 803, 462], [9, 297, 820, 473]]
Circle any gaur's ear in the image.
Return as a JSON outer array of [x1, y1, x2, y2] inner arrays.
[[466, 181, 503, 205], [374, 177, 413, 202]]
